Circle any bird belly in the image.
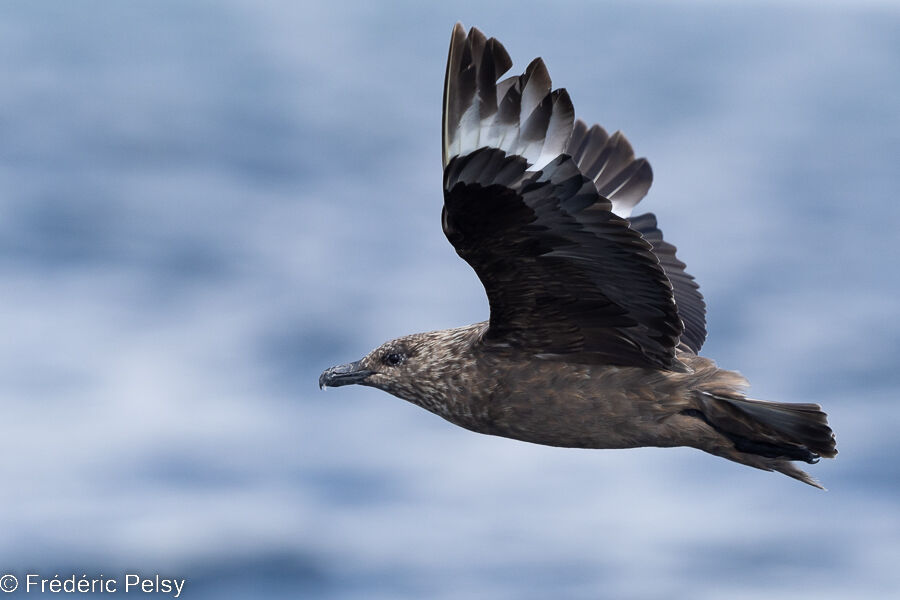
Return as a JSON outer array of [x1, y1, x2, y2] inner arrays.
[[478, 388, 677, 450]]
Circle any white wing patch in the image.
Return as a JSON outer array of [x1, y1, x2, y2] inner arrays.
[[443, 24, 654, 219], [443, 24, 573, 172]]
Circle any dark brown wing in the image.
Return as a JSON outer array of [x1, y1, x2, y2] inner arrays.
[[628, 213, 707, 353], [441, 24, 702, 368], [443, 148, 684, 370]]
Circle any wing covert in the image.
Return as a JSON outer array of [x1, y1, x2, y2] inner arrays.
[[444, 148, 684, 370]]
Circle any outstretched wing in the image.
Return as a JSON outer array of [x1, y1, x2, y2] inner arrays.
[[442, 24, 705, 369]]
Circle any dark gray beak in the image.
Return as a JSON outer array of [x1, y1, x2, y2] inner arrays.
[[319, 360, 373, 389]]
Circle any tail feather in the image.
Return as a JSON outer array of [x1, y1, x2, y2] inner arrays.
[[689, 392, 837, 489], [720, 396, 836, 458], [772, 461, 828, 490]]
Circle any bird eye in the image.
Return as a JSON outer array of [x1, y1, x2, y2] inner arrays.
[[383, 352, 406, 367]]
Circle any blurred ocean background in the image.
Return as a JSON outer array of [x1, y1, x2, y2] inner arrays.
[[2, 0, 898, 598]]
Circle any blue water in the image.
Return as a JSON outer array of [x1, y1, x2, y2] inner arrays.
[[1, 1, 898, 598]]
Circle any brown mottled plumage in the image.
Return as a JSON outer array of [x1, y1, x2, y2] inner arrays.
[[319, 24, 837, 488]]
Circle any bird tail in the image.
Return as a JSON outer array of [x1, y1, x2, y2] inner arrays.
[[687, 392, 837, 489]]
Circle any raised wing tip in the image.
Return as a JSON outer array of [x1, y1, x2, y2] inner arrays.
[[487, 36, 512, 76], [553, 87, 571, 106], [444, 25, 650, 205], [524, 57, 550, 83], [444, 23, 469, 167], [468, 25, 487, 47], [639, 157, 653, 185]]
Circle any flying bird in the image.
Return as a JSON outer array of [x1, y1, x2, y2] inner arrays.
[[320, 24, 836, 488]]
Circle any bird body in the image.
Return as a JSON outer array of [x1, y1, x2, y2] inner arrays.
[[326, 322, 832, 487], [320, 24, 836, 488]]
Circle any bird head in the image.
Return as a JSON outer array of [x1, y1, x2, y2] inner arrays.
[[318, 324, 486, 412], [319, 335, 419, 396]]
